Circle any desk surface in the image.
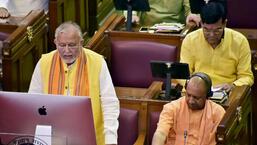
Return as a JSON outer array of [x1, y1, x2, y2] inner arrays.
[[117, 86, 246, 110], [115, 22, 194, 37]]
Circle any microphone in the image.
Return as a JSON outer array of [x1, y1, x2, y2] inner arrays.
[[184, 130, 187, 145]]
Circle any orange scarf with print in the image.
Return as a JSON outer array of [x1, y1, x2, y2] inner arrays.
[[48, 51, 89, 96]]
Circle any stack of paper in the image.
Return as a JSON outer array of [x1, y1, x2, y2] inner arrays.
[[150, 23, 185, 33], [210, 87, 228, 104], [0, 18, 8, 23]]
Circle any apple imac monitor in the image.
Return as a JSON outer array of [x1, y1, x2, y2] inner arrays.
[[0, 91, 96, 145], [113, 0, 150, 31]]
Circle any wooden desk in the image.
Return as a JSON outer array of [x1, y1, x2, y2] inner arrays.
[[86, 14, 194, 64], [0, 10, 48, 91]]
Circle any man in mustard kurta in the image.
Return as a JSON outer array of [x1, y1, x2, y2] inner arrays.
[[180, 2, 254, 92], [123, 0, 190, 26], [29, 21, 119, 145], [152, 72, 225, 145], [139, 0, 191, 26]]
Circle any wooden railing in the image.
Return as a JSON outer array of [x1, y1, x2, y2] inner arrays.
[[216, 85, 252, 145]]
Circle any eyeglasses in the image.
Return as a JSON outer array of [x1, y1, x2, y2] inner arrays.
[[57, 43, 79, 50], [203, 27, 224, 35]]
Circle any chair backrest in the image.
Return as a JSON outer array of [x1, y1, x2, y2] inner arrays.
[[118, 108, 139, 145], [148, 111, 161, 145], [227, 0, 257, 28], [110, 40, 178, 88], [0, 32, 10, 41]]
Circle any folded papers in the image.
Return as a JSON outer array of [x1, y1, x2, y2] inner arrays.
[[150, 22, 185, 33]]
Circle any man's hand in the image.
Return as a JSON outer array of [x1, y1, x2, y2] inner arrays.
[[0, 7, 10, 18], [152, 131, 166, 145], [186, 13, 201, 27], [213, 83, 235, 94], [132, 15, 140, 24]]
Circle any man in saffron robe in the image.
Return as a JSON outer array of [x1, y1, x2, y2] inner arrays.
[[28, 21, 119, 145], [152, 72, 225, 145]]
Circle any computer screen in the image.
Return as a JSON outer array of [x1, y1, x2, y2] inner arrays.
[[189, 0, 227, 14], [0, 91, 96, 145], [150, 61, 190, 79], [113, 0, 150, 11], [189, 0, 205, 14], [150, 61, 190, 100]]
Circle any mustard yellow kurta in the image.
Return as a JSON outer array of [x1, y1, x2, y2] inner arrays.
[[40, 48, 105, 145], [156, 97, 225, 145], [139, 0, 190, 26], [180, 28, 254, 86]]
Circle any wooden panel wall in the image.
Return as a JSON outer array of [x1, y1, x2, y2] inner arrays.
[[1, 10, 48, 91], [88, 0, 115, 36], [48, 0, 87, 50], [48, 0, 115, 49]]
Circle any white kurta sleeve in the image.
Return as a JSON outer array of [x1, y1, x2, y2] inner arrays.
[[28, 60, 44, 93], [99, 59, 120, 144]]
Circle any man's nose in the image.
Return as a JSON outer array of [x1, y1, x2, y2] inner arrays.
[[63, 45, 70, 52], [209, 31, 215, 37], [188, 97, 195, 104]]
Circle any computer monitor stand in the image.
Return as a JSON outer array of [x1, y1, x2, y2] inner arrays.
[[151, 61, 190, 100], [126, 2, 133, 31], [165, 72, 172, 99], [164, 73, 183, 100]]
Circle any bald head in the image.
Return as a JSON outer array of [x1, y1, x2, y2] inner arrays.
[[187, 76, 209, 96], [185, 76, 209, 110]]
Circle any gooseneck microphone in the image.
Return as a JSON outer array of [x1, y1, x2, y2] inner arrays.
[[184, 130, 188, 145]]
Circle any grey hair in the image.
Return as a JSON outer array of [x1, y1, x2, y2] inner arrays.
[[54, 21, 83, 40]]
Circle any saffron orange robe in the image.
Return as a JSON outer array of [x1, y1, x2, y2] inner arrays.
[[156, 97, 225, 145]]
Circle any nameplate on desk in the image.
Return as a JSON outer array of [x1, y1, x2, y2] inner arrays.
[[35, 125, 52, 145]]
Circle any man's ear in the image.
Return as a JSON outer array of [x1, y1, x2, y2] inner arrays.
[[80, 40, 84, 46], [54, 39, 57, 45], [223, 19, 227, 27], [200, 22, 204, 28]]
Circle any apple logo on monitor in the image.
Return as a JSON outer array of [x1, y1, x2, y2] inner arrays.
[[38, 106, 47, 115]]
